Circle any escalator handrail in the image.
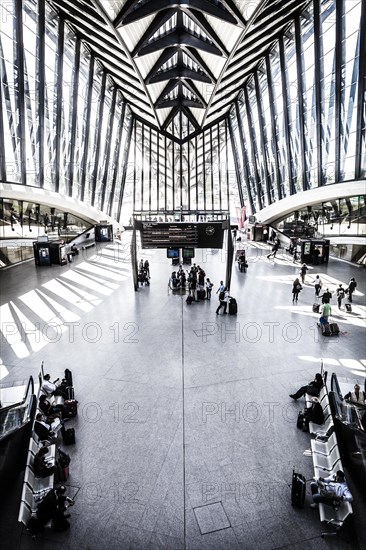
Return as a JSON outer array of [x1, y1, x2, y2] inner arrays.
[[0, 375, 34, 415]]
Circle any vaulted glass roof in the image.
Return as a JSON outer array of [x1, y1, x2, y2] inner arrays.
[[48, 0, 310, 139]]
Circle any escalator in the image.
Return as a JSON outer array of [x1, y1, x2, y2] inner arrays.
[[0, 377, 37, 491], [329, 373, 366, 500]]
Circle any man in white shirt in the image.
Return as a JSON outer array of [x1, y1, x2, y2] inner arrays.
[[216, 288, 230, 315], [42, 374, 69, 400], [310, 470, 353, 509]]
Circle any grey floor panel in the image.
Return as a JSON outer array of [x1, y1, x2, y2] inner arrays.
[[0, 237, 365, 549]]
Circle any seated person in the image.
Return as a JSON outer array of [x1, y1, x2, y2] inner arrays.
[[36, 486, 75, 531], [34, 413, 56, 442], [33, 446, 55, 478], [303, 397, 324, 429], [70, 243, 79, 256], [289, 373, 323, 400], [39, 394, 71, 420], [344, 383, 366, 405], [310, 470, 353, 509], [42, 374, 69, 400]]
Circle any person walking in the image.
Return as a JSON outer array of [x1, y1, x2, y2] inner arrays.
[[336, 284, 346, 309], [216, 287, 230, 314], [314, 275, 323, 297], [267, 238, 280, 259], [292, 278, 302, 303], [321, 288, 332, 304], [320, 301, 331, 324], [300, 263, 308, 284], [216, 280, 225, 296], [347, 277, 357, 303]]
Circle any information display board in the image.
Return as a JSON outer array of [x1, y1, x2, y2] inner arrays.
[[135, 221, 225, 249]]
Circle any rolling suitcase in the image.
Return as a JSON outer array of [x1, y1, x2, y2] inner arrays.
[[55, 463, 69, 482], [228, 298, 237, 315], [291, 470, 306, 508], [330, 322, 340, 335], [321, 322, 331, 336], [64, 368, 73, 387], [64, 399, 78, 417], [27, 516, 45, 537], [345, 303, 352, 312], [312, 303, 320, 313], [186, 295, 193, 305], [197, 289, 206, 300], [62, 428, 75, 445], [296, 411, 304, 429]]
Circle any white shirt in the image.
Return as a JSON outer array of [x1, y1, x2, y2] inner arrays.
[[42, 380, 56, 394], [322, 474, 353, 502]]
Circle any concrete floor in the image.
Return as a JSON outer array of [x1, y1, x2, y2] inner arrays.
[[0, 232, 365, 549]]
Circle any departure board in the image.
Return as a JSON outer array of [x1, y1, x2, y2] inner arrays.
[[135, 221, 225, 249]]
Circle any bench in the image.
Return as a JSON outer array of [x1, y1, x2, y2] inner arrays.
[[18, 360, 76, 529], [302, 366, 353, 536]]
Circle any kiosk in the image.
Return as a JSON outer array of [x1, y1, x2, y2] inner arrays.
[[33, 237, 51, 266], [49, 241, 67, 265], [298, 238, 330, 264]]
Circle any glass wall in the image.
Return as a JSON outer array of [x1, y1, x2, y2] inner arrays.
[[126, 115, 239, 220], [0, 197, 93, 267], [0, 0, 132, 221], [229, 0, 366, 214]]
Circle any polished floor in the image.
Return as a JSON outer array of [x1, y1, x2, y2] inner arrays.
[[1, 232, 366, 549]]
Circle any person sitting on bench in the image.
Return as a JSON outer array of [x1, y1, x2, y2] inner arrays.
[[310, 470, 353, 509], [39, 394, 72, 420], [42, 374, 69, 400], [36, 486, 75, 531], [33, 447, 55, 478], [303, 397, 324, 430], [289, 373, 323, 400]]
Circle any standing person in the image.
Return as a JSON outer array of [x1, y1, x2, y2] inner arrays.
[[144, 259, 150, 277], [139, 259, 144, 271], [189, 275, 197, 301], [216, 287, 230, 315], [216, 280, 225, 296], [292, 278, 302, 303], [263, 226, 268, 241], [344, 384, 366, 404], [347, 277, 357, 303], [300, 263, 308, 284], [336, 284, 346, 309], [314, 275, 323, 297], [267, 238, 280, 259], [205, 278, 213, 300]]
